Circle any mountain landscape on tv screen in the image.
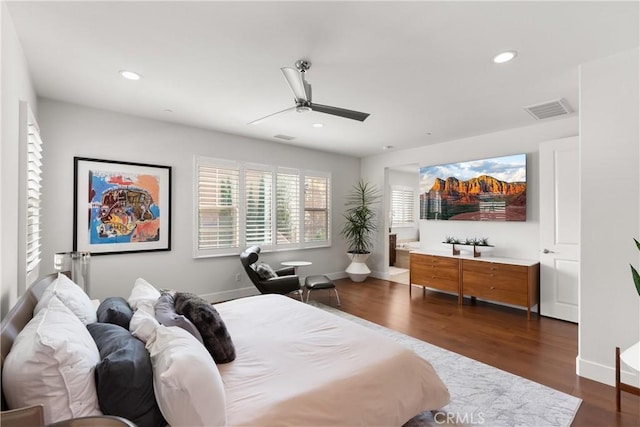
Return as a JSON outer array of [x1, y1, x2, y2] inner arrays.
[[421, 174, 526, 221]]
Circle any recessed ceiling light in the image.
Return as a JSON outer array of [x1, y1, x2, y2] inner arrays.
[[119, 70, 142, 80], [312, 123, 324, 128], [492, 50, 518, 64], [382, 145, 393, 150]]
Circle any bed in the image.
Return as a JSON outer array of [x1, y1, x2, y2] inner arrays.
[[1, 273, 450, 426]]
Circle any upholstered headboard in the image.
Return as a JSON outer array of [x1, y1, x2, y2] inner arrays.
[[1, 273, 57, 410]]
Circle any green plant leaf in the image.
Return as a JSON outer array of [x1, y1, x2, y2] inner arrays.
[[632, 265, 640, 297]]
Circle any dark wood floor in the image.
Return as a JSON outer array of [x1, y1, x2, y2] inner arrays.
[[309, 278, 640, 427]]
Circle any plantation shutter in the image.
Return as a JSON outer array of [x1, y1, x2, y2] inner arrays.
[[245, 168, 273, 245], [197, 163, 239, 251], [276, 172, 300, 245], [304, 175, 330, 243], [391, 187, 415, 226], [25, 112, 43, 280]]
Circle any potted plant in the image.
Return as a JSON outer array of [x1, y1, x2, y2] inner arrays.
[[631, 238, 640, 296], [340, 180, 381, 282]]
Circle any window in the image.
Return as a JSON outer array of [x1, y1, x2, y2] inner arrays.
[[304, 175, 330, 243], [19, 103, 43, 289], [276, 171, 300, 245], [195, 159, 240, 254], [245, 167, 272, 245], [391, 186, 415, 227], [194, 157, 330, 257]]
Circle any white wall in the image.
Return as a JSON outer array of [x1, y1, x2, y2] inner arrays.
[[361, 117, 578, 278], [0, 2, 38, 317], [578, 48, 640, 387], [388, 169, 419, 242], [37, 99, 360, 302]]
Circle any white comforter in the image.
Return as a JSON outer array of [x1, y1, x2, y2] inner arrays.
[[215, 294, 450, 426]]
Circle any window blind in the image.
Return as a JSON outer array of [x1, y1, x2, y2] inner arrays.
[[245, 168, 273, 245], [304, 175, 330, 243], [276, 172, 300, 244], [197, 163, 239, 250], [391, 187, 415, 226], [25, 116, 43, 278]]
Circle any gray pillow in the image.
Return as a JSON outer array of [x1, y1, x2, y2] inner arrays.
[[174, 292, 236, 364], [97, 297, 133, 330], [154, 293, 204, 344], [255, 262, 277, 279], [87, 323, 165, 427]]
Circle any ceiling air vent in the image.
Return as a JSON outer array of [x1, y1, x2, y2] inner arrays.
[[523, 98, 572, 120], [273, 134, 295, 141]]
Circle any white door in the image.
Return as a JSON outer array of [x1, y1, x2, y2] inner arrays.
[[539, 136, 580, 322]]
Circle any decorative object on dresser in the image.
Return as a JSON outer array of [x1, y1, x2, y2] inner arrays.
[[443, 236, 493, 258], [410, 252, 540, 319], [340, 180, 381, 282]]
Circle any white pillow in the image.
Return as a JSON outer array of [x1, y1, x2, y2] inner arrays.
[[128, 277, 161, 310], [34, 272, 97, 325], [146, 326, 227, 427], [129, 302, 160, 344], [3, 296, 102, 424]]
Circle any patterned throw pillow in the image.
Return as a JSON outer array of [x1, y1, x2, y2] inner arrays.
[[255, 262, 277, 280]]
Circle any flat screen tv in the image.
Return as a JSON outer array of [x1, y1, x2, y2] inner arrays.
[[419, 153, 527, 221]]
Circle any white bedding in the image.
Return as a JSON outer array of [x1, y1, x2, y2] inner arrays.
[[215, 294, 450, 426]]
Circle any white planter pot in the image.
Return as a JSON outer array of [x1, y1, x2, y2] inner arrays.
[[345, 252, 371, 282]]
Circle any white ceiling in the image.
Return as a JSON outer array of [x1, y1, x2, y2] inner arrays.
[[7, 1, 639, 158]]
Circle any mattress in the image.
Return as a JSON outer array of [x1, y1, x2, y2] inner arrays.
[[215, 294, 449, 426]]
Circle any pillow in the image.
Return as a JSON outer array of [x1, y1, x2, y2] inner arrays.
[[146, 325, 227, 427], [87, 323, 166, 427], [97, 297, 133, 329], [174, 292, 236, 364], [155, 293, 204, 344], [128, 277, 161, 311], [34, 272, 97, 325], [3, 297, 102, 424], [255, 262, 277, 280], [129, 304, 160, 344]]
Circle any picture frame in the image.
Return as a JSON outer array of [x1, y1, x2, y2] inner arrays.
[[419, 153, 527, 221], [73, 157, 172, 255]]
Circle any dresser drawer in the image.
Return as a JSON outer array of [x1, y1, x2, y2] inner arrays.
[[462, 259, 532, 307], [410, 254, 460, 293], [462, 278, 528, 306]]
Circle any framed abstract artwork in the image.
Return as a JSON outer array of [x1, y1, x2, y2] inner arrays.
[[73, 157, 172, 255]]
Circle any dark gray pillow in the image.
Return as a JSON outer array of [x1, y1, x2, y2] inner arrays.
[[96, 297, 133, 329], [174, 292, 236, 364], [87, 323, 166, 427], [255, 262, 277, 279], [155, 293, 204, 344]]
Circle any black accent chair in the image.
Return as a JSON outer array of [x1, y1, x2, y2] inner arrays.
[[240, 246, 303, 300]]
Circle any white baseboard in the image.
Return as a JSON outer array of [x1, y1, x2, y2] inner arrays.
[[577, 354, 640, 387]]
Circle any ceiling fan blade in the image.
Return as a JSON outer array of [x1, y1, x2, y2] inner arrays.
[[310, 103, 370, 122], [248, 106, 297, 125], [280, 67, 309, 102]]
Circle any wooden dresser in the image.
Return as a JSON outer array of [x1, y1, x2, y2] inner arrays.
[[410, 251, 539, 319]]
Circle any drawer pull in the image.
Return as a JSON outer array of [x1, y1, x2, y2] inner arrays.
[[490, 286, 496, 290]]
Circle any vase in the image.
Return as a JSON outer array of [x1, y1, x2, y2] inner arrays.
[[346, 252, 371, 282]]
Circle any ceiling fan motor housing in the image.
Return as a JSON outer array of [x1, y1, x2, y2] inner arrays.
[[295, 60, 311, 72]]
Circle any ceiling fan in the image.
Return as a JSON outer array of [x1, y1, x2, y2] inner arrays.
[[249, 60, 370, 125]]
